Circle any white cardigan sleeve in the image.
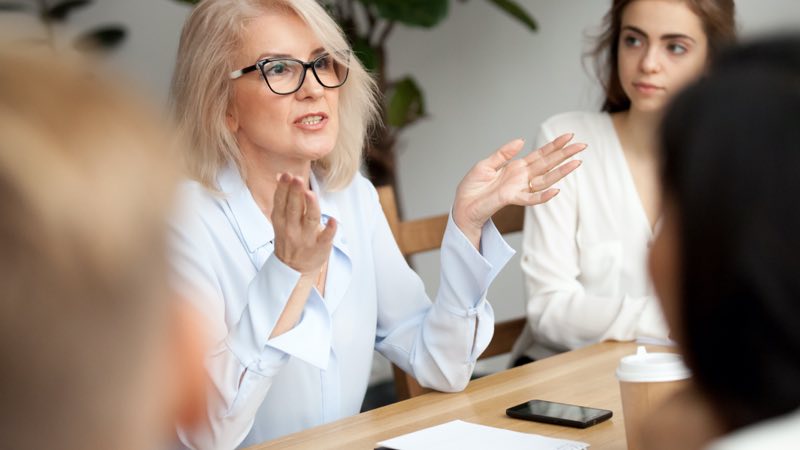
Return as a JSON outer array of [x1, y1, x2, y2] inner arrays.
[[520, 123, 668, 352]]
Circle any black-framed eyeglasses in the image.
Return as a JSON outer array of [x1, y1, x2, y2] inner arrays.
[[229, 51, 350, 95]]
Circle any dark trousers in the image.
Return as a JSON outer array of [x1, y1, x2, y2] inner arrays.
[[512, 355, 536, 367]]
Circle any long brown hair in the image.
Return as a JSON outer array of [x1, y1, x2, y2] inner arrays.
[[590, 0, 737, 113]]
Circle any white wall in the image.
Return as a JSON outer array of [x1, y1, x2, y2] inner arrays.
[[4, 0, 796, 378]]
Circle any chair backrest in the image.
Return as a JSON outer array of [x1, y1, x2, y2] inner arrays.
[[376, 185, 527, 400]]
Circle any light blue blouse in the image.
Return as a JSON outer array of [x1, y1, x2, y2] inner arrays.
[[170, 166, 514, 449]]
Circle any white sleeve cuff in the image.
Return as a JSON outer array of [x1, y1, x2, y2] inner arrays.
[[225, 254, 332, 372], [437, 213, 515, 310], [265, 288, 332, 370]]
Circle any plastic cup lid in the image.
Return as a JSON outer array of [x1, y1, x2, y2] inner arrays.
[[616, 346, 691, 382]]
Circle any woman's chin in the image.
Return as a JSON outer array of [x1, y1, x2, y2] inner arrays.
[[299, 144, 335, 162], [630, 98, 668, 115], [304, 135, 337, 155]]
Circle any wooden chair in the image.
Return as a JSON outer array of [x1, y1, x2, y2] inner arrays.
[[376, 185, 528, 400]]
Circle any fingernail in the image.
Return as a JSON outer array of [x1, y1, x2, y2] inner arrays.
[[276, 172, 283, 182]]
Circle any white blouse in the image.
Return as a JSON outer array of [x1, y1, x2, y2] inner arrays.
[[169, 166, 514, 449], [513, 111, 669, 360]]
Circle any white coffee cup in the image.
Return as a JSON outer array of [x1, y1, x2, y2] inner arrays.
[[617, 346, 690, 450]]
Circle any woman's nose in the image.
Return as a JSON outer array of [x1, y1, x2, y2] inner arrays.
[[295, 68, 325, 99], [640, 46, 662, 74]]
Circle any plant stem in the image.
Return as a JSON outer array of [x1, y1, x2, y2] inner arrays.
[[377, 21, 394, 47], [333, 0, 344, 21], [364, 3, 377, 41], [35, 0, 55, 50]]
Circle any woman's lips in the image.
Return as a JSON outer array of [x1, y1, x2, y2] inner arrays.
[[294, 113, 328, 131], [633, 82, 664, 94]]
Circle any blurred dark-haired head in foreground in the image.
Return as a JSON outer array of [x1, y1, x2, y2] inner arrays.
[[647, 34, 800, 449]]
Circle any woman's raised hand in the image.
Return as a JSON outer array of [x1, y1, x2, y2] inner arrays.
[[452, 133, 586, 247], [271, 173, 336, 275]]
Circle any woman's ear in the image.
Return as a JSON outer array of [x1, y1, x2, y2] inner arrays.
[[225, 102, 239, 134], [225, 106, 239, 134], [170, 299, 209, 429]]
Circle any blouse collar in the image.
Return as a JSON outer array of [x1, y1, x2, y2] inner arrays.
[[217, 164, 343, 254]]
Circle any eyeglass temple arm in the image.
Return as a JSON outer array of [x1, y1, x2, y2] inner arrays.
[[229, 65, 259, 80]]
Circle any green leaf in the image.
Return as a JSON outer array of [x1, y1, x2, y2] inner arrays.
[[360, 0, 448, 28], [486, 0, 537, 32], [45, 0, 92, 22], [387, 76, 426, 128], [352, 36, 380, 73], [73, 26, 126, 53]]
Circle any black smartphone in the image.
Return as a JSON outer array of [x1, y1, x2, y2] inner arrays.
[[506, 399, 613, 429]]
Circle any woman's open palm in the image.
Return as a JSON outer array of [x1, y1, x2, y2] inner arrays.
[[452, 134, 586, 242]]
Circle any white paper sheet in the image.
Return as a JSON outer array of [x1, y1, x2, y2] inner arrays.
[[376, 420, 588, 450]]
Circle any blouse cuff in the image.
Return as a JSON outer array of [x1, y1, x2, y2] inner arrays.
[[265, 288, 332, 370], [477, 214, 516, 280], [438, 213, 515, 311], [225, 253, 332, 373]]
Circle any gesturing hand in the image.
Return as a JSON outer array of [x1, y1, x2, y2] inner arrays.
[[271, 173, 337, 275], [452, 133, 586, 246]]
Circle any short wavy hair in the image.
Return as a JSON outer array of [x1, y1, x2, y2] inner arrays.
[[170, 0, 379, 191]]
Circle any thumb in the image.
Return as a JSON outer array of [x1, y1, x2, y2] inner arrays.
[[318, 217, 337, 244]]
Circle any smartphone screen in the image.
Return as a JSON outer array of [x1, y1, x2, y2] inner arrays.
[[506, 399, 612, 428]]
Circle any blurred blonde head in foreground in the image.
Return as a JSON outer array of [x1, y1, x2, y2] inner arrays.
[[0, 49, 205, 450]]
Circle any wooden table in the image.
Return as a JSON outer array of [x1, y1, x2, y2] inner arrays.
[[250, 341, 669, 449]]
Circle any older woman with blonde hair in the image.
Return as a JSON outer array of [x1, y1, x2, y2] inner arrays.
[[169, 0, 585, 448]]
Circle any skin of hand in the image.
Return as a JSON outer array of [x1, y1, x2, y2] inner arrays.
[[452, 133, 586, 248], [271, 172, 337, 275], [268, 173, 336, 338]]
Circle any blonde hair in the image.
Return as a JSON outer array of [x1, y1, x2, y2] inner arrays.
[[0, 50, 179, 450], [171, 0, 379, 191]]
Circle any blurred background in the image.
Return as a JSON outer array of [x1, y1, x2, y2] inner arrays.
[[2, 0, 797, 399]]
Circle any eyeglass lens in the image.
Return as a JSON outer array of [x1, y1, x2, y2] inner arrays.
[[261, 53, 348, 94]]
